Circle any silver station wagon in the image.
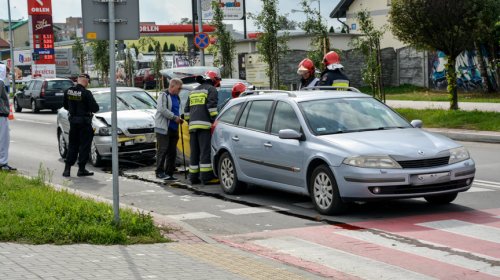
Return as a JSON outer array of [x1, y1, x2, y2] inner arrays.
[[57, 87, 157, 166], [210, 87, 476, 215]]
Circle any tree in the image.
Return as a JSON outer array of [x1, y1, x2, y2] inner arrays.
[[148, 44, 154, 53], [162, 42, 169, 53], [279, 17, 298, 30], [299, 0, 330, 70], [180, 17, 192, 24], [152, 41, 163, 95], [329, 26, 335, 33], [90, 40, 109, 86], [72, 37, 86, 73], [169, 43, 176, 52], [351, 10, 386, 101], [130, 43, 139, 57], [250, 0, 289, 89], [138, 37, 154, 52], [390, 0, 484, 110], [210, 1, 236, 78]]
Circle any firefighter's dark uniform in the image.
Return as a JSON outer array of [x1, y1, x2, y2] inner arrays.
[[63, 83, 99, 175], [318, 68, 350, 88], [184, 81, 218, 184]]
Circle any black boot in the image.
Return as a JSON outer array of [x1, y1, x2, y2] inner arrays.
[[77, 165, 94, 177], [62, 164, 71, 177]]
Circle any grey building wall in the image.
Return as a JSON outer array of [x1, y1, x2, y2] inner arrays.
[[397, 47, 427, 87]]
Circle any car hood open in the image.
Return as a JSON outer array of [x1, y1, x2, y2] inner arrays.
[[319, 128, 459, 159], [94, 109, 156, 130]]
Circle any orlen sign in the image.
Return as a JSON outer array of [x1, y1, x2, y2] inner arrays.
[[28, 0, 52, 15]]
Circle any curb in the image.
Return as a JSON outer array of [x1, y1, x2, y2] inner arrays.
[[425, 128, 500, 144]]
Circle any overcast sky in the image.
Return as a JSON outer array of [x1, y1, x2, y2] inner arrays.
[[2, 0, 342, 32]]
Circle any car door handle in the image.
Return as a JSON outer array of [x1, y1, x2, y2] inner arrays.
[[264, 142, 272, 148], [231, 136, 239, 141]]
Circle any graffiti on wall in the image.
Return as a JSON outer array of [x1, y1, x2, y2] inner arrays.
[[429, 49, 497, 91]]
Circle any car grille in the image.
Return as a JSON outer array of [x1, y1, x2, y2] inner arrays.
[[119, 142, 156, 153], [128, 128, 154, 134], [368, 178, 471, 195], [397, 156, 450, 169]]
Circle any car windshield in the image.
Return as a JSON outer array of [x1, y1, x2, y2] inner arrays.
[[93, 90, 157, 113], [299, 97, 411, 135], [47, 80, 74, 90]]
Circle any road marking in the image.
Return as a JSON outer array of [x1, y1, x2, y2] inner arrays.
[[270, 205, 289, 211], [221, 207, 273, 215], [474, 180, 500, 190], [475, 179, 500, 186], [335, 229, 500, 277], [253, 236, 435, 280], [417, 220, 500, 244], [293, 202, 314, 209], [467, 187, 495, 193], [15, 119, 52, 125], [166, 212, 219, 221]]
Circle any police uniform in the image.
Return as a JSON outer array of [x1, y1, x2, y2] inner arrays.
[[318, 69, 350, 88], [183, 81, 218, 184], [63, 80, 99, 176]]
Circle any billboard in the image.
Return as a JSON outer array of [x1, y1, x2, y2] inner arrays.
[[28, 0, 55, 77], [28, 0, 52, 15], [201, 0, 244, 20]]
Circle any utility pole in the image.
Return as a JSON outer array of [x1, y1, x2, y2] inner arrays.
[[7, 0, 15, 94], [197, 0, 205, 66]]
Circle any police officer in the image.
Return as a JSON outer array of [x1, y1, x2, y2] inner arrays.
[[62, 73, 99, 177], [318, 51, 350, 88], [184, 71, 219, 184], [297, 58, 319, 89]]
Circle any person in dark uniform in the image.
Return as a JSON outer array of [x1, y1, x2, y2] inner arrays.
[[183, 71, 219, 185], [62, 73, 99, 177], [297, 58, 319, 89], [318, 51, 350, 88]]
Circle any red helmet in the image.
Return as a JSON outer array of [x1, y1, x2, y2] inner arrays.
[[323, 51, 340, 66], [231, 82, 246, 98], [297, 58, 315, 75], [204, 70, 221, 87]]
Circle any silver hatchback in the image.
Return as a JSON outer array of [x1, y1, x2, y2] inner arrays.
[[210, 88, 475, 215]]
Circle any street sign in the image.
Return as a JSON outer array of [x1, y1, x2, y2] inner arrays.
[[82, 0, 140, 40], [194, 32, 210, 49]]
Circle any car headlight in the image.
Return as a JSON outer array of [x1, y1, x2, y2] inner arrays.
[[448, 147, 470, 164], [343, 156, 402, 169], [96, 127, 123, 136]]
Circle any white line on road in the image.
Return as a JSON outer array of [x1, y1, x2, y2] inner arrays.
[[221, 207, 274, 215], [466, 187, 495, 193], [166, 212, 220, 221], [253, 236, 435, 280], [335, 229, 500, 277], [417, 220, 500, 244], [15, 119, 52, 125], [475, 179, 500, 186]]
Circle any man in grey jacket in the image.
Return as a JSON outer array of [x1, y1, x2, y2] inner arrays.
[[0, 79, 16, 171], [154, 78, 183, 180]]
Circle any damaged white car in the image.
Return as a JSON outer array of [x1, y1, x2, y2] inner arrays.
[[57, 87, 157, 166]]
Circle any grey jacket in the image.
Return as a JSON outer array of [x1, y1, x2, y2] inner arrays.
[[154, 91, 179, 135], [0, 80, 9, 117]]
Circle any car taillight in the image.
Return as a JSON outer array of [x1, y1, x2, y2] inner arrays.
[[41, 81, 47, 97], [211, 120, 218, 135]]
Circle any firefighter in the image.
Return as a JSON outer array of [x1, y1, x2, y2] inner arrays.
[[184, 71, 220, 184], [231, 82, 246, 98], [297, 58, 319, 89], [62, 73, 99, 177], [318, 51, 350, 88]]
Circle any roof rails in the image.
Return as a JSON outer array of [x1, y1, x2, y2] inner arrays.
[[240, 90, 296, 97], [302, 86, 361, 93]]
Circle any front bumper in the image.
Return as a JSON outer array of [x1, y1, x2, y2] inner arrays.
[[94, 133, 156, 158], [334, 159, 476, 201]]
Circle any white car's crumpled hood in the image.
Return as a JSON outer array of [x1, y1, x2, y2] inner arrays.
[[94, 109, 156, 130], [319, 128, 459, 159]]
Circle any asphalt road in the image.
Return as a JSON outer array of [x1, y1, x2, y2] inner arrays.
[[8, 109, 500, 235]]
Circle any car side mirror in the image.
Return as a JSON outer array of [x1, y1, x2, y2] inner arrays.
[[279, 129, 303, 140], [411, 119, 423, 128]]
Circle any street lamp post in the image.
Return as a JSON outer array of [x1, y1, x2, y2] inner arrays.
[[7, 0, 15, 94]]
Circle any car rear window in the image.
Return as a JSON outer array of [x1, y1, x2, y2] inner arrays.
[[46, 80, 74, 90]]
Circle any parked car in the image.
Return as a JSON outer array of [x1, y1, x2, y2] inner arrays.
[[13, 78, 74, 113], [210, 87, 476, 215], [57, 87, 157, 166], [134, 68, 156, 89]]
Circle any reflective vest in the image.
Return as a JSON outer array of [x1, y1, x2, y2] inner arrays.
[[183, 83, 218, 131]]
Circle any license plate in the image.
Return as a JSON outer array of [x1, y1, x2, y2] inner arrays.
[[56, 92, 64, 96], [411, 172, 450, 186]]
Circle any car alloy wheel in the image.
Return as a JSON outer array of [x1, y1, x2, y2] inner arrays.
[[58, 131, 68, 158], [218, 152, 246, 194], [90, 141, 103, 167], [310, 165, 347, 215], [13, 98, 22, 112], [31, 99, 39, 113]]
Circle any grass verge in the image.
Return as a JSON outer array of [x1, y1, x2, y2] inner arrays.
[[0, 171, 169, 245], [360, 84, 500, 103], [395, 108, 500, 131]]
